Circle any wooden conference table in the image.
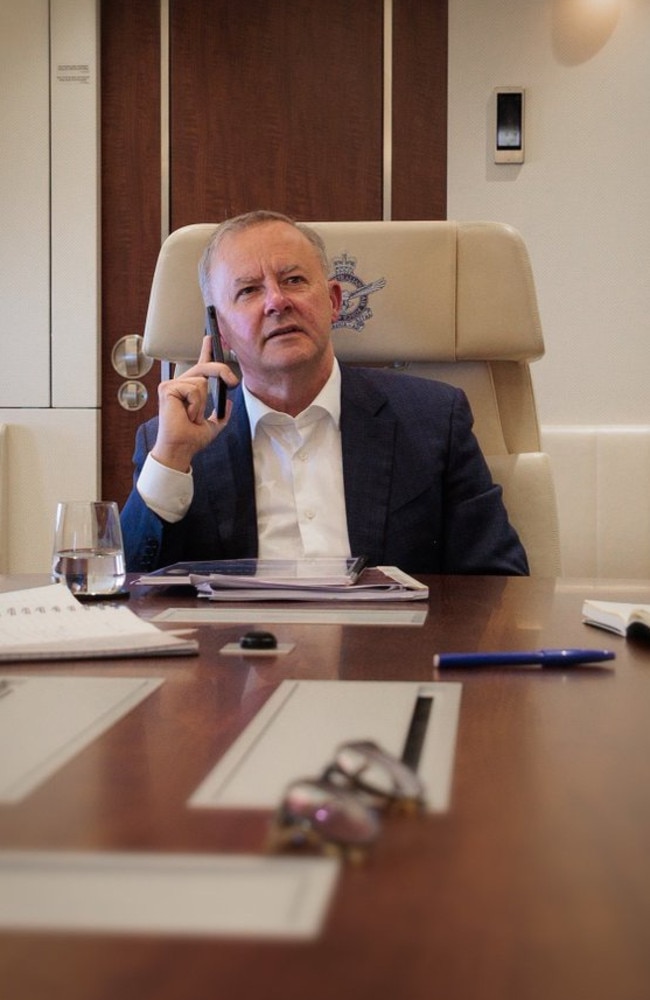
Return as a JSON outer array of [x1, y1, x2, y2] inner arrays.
[[1, 573, 650, 1000]]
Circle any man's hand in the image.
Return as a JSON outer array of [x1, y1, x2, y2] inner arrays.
[[151, 335, 240, 472]]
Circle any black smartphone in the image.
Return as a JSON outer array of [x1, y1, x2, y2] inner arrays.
[[205, 305, 227, 419]]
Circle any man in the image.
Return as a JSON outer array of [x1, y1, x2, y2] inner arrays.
[[121, 210, 528, 575]]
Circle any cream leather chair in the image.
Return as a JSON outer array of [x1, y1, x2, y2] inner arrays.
[[142, 220, 561, 576]]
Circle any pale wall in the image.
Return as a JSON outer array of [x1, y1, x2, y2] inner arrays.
[[448, 0, 650, 576], [448, 0, 650, 428], [0, 0, 99, 572]]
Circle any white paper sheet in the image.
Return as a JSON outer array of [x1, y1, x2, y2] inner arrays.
[[153, 606, 428, 626], [0, 584, 197, 659], [0, 675, 163, 802], [189, 680, 461, 813], [0, 851, 339, 939]]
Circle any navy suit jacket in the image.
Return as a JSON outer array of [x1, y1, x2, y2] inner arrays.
[[121, 366, 529, 576]]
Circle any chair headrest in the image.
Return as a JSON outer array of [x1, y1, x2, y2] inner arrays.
[[143, 220, 544, 365]]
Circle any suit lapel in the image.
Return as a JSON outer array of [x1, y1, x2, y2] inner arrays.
[[340, 369, 396, 562], [200, 390, 258, 556]]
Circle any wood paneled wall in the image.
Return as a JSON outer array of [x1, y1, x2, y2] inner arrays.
[[101, 0, 161, 504], [393, 0, 447, 220], [170, 0, 383, 225]]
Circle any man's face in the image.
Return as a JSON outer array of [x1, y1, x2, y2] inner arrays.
[[206, 221, 342, 392]]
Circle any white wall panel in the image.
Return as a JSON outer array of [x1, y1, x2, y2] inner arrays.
[[50, 0, 100, 407], [543, 427, 650, 578], [0, 0, 100, 573], [0, 409, 99, 573], [0, 0, 50, 407]]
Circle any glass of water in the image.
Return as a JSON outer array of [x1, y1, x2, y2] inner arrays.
[[51, 500, 126, 596]]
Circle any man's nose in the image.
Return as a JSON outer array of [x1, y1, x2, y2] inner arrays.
[[263, 282, 290, 315]]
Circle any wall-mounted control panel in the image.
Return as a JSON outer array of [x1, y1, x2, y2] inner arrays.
[[494, 88, 525, 164]]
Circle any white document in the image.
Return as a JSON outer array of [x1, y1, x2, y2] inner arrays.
[[0, 675, 163, 802], [0, 584, 197, 660], [154, 606, 428, 626], [189, 680, 461, 813], [0, 851, 339, 939]]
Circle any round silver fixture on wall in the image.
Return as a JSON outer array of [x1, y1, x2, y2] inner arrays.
[[111, 335, 154, 378], [117, 380, 148, 411]]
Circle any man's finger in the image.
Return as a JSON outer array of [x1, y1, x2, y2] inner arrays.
[[198, 333, 213, 364]]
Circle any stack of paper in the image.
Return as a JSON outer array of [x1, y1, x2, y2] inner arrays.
[[135, 558, 429, 602], [0, 584, 198, 661], [582, 599, 650, 638]]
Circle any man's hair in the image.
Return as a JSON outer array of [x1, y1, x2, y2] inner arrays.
[[198, 210, 330, 303]]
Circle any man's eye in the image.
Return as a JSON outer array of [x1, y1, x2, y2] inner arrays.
[[236, 286, 257, 299], [285, 275, 306, 286]]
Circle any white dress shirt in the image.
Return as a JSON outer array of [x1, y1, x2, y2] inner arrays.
[[136, 360, 351, 559]]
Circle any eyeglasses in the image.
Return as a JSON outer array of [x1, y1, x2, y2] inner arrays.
[[268, 740, 427, 862]]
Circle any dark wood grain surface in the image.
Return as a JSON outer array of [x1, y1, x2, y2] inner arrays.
[[2, 574, 650, 1000]]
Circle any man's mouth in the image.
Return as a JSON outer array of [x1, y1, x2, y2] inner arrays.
[[265, 324, 304, 341]]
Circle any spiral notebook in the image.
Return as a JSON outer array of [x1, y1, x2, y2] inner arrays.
[[0, 584, 198, 661]]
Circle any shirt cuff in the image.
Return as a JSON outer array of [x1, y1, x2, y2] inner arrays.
[[136, 453, 194, 523]]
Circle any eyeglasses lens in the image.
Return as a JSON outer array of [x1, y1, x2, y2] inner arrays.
[[270, 778, 381, 858], [330, 741, 426, 809], [269, 741, 426, 860]]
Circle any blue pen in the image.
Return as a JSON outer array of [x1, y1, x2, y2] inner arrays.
[[433, 648, 616, 669]]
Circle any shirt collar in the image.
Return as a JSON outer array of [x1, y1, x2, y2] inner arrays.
[[243, 359, 342, 435]]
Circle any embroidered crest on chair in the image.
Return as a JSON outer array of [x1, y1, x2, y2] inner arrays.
[[330, 253, 387, 332]]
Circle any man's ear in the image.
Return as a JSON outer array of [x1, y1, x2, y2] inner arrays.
[[329, 280, 343, 322]]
